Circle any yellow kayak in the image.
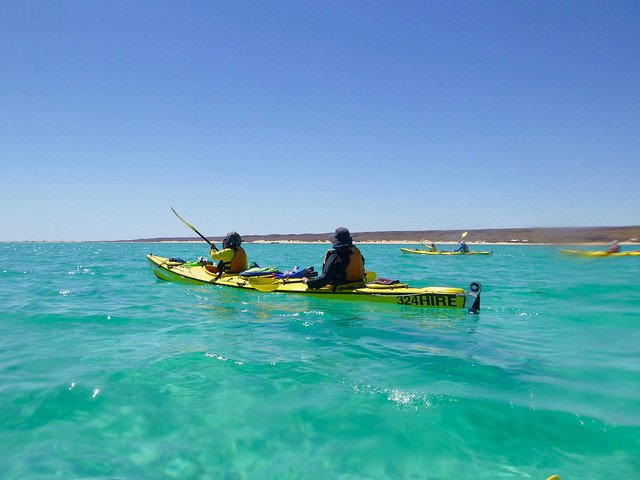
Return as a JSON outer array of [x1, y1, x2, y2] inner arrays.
[[401, 248, 493, 256], [560, 249, 640, 257], [147, 254, 482, 312]]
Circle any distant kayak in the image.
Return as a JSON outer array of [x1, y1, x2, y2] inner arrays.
[[560, 249, 640, 257], [401, 248, 493, 256], [147, 254, 482, 312]]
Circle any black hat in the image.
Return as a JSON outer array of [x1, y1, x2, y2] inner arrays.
[[329, 227, 353, 248]]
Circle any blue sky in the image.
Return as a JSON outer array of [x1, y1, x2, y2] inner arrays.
[[2, 1, 638, 241]]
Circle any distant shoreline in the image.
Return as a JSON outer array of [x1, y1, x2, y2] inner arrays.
[[3, 240, 638, 246], [122, 225, 640, 246], [4, 226, 639, 245], [134, 240, 637, 246]]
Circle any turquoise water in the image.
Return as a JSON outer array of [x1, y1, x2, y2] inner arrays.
[[1, 242, 639, 479]]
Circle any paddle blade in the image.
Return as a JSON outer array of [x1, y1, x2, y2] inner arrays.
[[170, 206, 194, 230], [247, 276, 280, 292]]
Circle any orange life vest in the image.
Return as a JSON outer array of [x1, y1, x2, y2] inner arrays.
[[323, 245, 365, 282], [222, 246, 248, 273]]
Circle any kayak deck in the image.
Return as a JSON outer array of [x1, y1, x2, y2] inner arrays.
[[147, 254, 481, 312], [401, 248, 493, 256]]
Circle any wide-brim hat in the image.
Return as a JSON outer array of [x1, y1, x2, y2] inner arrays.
[[329, 227, 353, 248]]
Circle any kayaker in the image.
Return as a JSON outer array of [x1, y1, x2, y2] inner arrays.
[[208, 231, 248, 274], [429, 243, 438, 252], [302, 227, 365, 289], [606, 240, 621, 253], [453, 240, 469, 253]]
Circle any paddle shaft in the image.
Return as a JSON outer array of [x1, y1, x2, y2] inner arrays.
[[170, 207, 218, 251], [421, 233, 466, 252]]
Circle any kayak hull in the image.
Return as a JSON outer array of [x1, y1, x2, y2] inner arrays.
[[401, 248, 493, 256], [560, 249, 640, 257], [147, 254, 481, 312]]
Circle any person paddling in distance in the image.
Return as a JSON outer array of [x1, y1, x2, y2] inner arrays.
[[450, 231, 469, 253], [453, 240, 469, 253], [302, 227, 365, 289], [606, 240, 621, 253], [208, 231, 248, 274]]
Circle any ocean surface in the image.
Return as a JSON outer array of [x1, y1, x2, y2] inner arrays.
[[1, 242, 639, 480]]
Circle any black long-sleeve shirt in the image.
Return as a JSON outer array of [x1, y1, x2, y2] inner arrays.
[[306, 248, 364, 289]]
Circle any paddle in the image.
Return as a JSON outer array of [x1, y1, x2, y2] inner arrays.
[[248, 271, 377, 292], [170, 207, 218, 251], [450, 231, 468, 252], [247, 276, 281, 292]]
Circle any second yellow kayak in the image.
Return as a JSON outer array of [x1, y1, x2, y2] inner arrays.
[[401, 248, 493, 256], [560, 249, 640, 257]]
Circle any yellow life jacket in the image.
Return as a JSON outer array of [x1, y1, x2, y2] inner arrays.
[[323, 245, 365, 282], [222, 246, 248, 273]]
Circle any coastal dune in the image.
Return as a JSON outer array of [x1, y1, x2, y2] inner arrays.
[[132, 226, 640, 245]]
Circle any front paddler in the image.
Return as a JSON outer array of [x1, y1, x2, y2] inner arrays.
[[302, 227, 365, 289], [209, 231, 248, 274]]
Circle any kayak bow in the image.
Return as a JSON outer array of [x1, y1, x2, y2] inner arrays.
[[147, 254, 482, 313]]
